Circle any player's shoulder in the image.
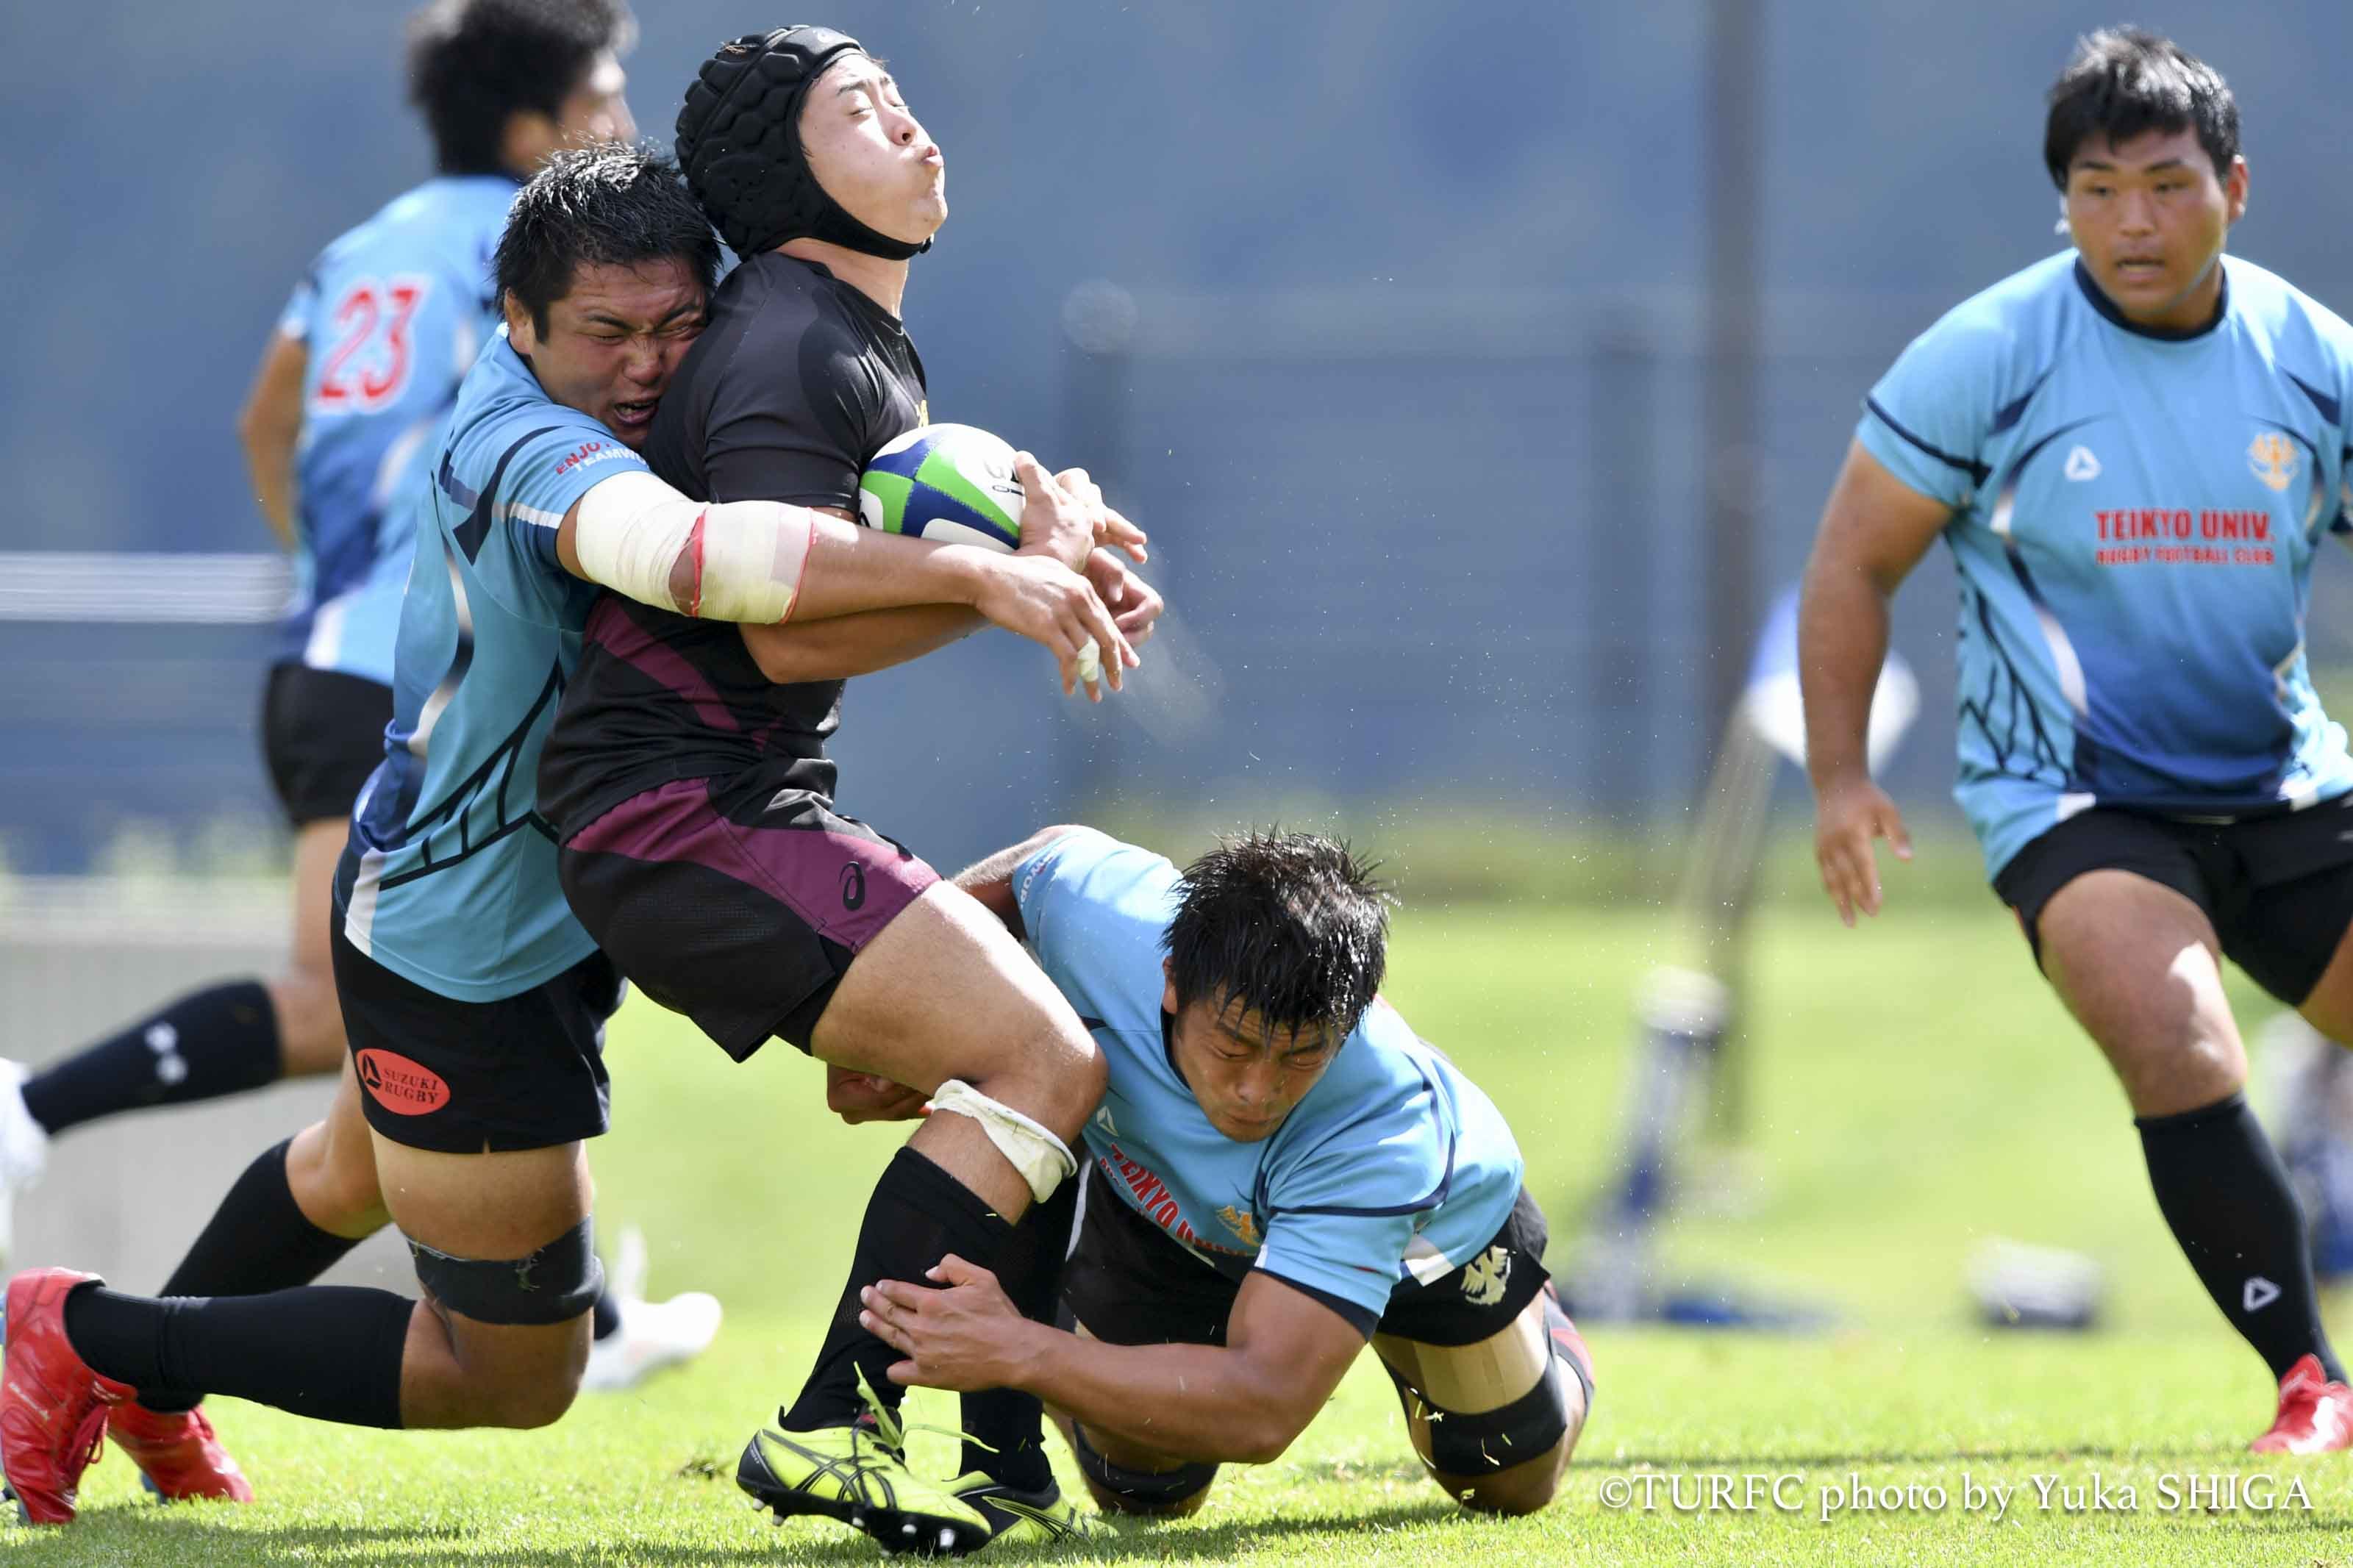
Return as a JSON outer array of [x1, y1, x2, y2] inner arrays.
[[447, 335, 612, 473], [1906, 252, 2082, 362], [1273, 1002, 1465, 1185], [1016, 828, 1179, 939], [2224, 256, 2353, 381], [318, 176, 513, 276]]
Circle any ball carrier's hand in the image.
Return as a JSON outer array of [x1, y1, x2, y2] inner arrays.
[[978, 455, 1144, 700], [1812, 773, 1912, 926]]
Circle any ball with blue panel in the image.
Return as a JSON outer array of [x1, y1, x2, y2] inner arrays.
[[857, 423, 1026, 553]]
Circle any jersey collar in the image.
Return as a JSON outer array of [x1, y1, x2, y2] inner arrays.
[[2073, 257, 2229, 343]]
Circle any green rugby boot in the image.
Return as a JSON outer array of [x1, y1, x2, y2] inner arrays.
[[945, 1472, 1101, 1548], [736, 1419, 993, 1556]]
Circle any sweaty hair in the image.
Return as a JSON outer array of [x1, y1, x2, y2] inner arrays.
[[494, 143, 720, 336], [407, 0, 636, 176], [2043, 28, 2238, 189], [1164, 832, 1393, 1044]]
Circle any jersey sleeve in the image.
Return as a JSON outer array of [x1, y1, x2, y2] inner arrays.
[[1011, 829, 1161, 954], [278, 270, 319, 343], [482, 416, 650, 610], [1254, 1109, 1451, 1334], [1855, 310, 2007, 510], [700, 315, 879, 509]]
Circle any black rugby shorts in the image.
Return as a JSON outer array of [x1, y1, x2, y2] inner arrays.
[[1993, 795, 2353, 1005], [260, 662, 393, 827], [330, 918, 618, 1154], [1060, 1163, 1552, 1348], [556, 773, 940, 1061]]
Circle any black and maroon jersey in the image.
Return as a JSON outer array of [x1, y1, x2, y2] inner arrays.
[[538, 254, 926, 840]]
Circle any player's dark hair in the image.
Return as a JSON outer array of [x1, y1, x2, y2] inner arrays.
[[2043, 27, 2238, 189], [494, 143, 719, 335], [1164, 832, 1392, 1045], [407, 0, 635, 176]]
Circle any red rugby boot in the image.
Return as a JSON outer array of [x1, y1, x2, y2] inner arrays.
[[109, 1400, 253, 1503], [0, 1268, 129, 1524], [2250, 1355, 2353, 1454]]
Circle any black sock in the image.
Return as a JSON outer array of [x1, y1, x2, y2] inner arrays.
[[135, 1138, 368, 1413], [957, 1179, 1075, 1490], [593, 1288, 622, 1343], [65, 1283, 411, 1430], [782, 1145, 1015, 1432], [20, 981, 282, 1136], [2138, 1093, 2347, 1383]]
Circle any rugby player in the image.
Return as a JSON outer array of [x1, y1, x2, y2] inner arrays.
[[857, 826, 1594, 1517], [1802, 29, 2353, 1451], [533, 28, 1160, 1552], [0, 145, 1131, 1528], [0, 0, 715, 1489]]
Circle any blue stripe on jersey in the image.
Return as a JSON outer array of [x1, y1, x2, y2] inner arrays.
[[1857, 251, 2353, 878]]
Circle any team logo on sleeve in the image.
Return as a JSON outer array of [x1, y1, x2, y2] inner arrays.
[[2249, 432, 2301, 493], [1216, 1205, 1263, 1247], [1461, 1244, 1513, 1306]]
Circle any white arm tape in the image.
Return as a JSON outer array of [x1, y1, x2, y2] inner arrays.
[[929, 1078, 1079, 1204], [573, 468, 815, 623]]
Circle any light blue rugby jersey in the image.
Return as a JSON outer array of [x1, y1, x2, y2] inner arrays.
[[1013, 828, 1524, 1328], [1860, 251, 2353, 879], [277, 176, 517, 685], [335, 332, 646, 1000]]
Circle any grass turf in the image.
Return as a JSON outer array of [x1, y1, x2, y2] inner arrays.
[[11, 896, 2352, 1565]]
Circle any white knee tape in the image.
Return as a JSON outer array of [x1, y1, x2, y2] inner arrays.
[[929, 1079, 1078, 1203]]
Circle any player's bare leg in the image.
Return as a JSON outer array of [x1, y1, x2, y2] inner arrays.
[[2038, 870, 2245, 1114], [2290, 920, 2353, 1048], [2038, 869, 2352, 1451], [812, 883, 1102, 1219], [264, 819, 363, 1078], [1049, 1406, 1216, 1518], [369, 1136, 596, 1430], [738, 883, 1101, 1552], [1374, 1284, 1592, 1515]]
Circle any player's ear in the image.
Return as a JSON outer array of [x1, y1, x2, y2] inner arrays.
[[501, 290, 538, 354], [2224, 155, 2249, 226], [1161, 959, 1179, 1018]]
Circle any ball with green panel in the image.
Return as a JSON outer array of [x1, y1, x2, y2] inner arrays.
[[856, 423, 1026, 551]]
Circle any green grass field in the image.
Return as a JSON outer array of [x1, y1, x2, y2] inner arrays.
[[13, 897, 2353, 1565]]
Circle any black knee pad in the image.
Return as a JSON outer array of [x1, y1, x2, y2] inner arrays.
[[1398, 1360, 1572, 1477], [1068, 1420, 1218, 1508], [408, 1217, 604, 1325]]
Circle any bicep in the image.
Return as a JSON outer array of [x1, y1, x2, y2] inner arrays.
[[1225, 1272, 1369, 1430], [1809, 440, 1953, 595]]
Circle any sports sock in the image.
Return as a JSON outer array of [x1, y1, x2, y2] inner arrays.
[[782, 1145, 1015, 1432], [2138, 1093, 2347, 1383], [19, 981, 282, 1136], [135, 1137, 368, 1413], [593, 1287, 622, 1343], [955, 1179, 1075, 1490], [65, 1283, 412, 1430]]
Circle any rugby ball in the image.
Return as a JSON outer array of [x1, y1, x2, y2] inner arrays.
[[857, 423, 1025, 552]]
